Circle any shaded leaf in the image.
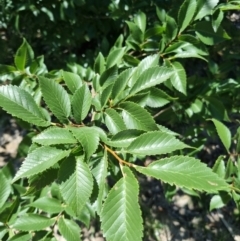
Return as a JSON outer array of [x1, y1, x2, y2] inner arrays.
[[119, 101, 158, 131], [58, 217, 82, 241], [33, 127, 77, 145], [0, 85, 50, 127], [101, 167, 143, 241], [60, 157, 93, 216], [39, 76, 71, 123], [107, 129, 145, 148], [165, 16, 178, 41], [62, 70, 83, 94], [135, 156, 229, 192], [14, 38, 34, 70], [104, 108, 127, 134], [195, 21, 230, 46], [13, 147, 70, 182], [126, 131, 188, 155], [0, 65, 16, 76], [72, 84, 92, 123]]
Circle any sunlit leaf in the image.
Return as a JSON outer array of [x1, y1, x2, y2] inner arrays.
[[120, 102, 158, 131], [58, 217, 82, 241], [72, 84, 92, 123], [101, 167, 143, 241], [39, 76, 71, 123], [0, 85, 50, 127], [211, 118, 231, 152], [126, 131, 188, 155], [60, 157, 93, 216], [135, 156, 229, 192], [12, 147, 70, 182], [33, 127, 77, 145], [13, 214, 54, 231]]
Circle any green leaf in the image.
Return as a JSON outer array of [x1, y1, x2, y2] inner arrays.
[[39, 76, 71, 123], [130, 66, 174, 95], [107, 129, 145, 148], [58, 217, 82, 241], [101, 166, 143, 241], [146, 88, 173, 108], [14, 38, 34, 70], [92, 151, 108, 214], [210, 193, 231, 211], [165, 41, 208, 61], [0, 64, 16, 76], [211, 119, 231, 152], [12, 147, 70, 182], [212, 156, 226, 178], [69, 127, 100, 159], [99, 65, 118, 88], [144, 25, 164, 39], [126, 21, 143, 43], [0, 171, 11, 209], [106, 47, 125, 69], [119, 101, 158, 131], [62, 70, 83, 94], [212, 9, 224, 32], [104, 108, 127, 134], [72, 84, 92, 123], [178, 0, 197, 33], [170, 61, 187, 95], [94, 52, 106, 74], [26, 168, 58, 195], [0, 85, 50, 127], [165, 16, 178, 41], [194, 0, 219, 20], [12, 214, 54, 231], [126, 131, 188, 155], [134, 11, 146, 33], [195, 21, 230, 46], [30, 197, 63, 214], [100, 83, 114, 108], [33, 127, 77, 145], [135, 156, 229, 192], [128, 54, 159, 87], [111, 68, 134, 102], [7, 232, 32, 241], [60, 157, 93, 216], [29, 55, 46, 75]]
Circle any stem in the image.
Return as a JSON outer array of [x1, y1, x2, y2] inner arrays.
[[104, 145, 134, 167]]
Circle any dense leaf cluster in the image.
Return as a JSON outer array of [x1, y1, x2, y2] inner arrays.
[[0, 0, 240, 240]]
